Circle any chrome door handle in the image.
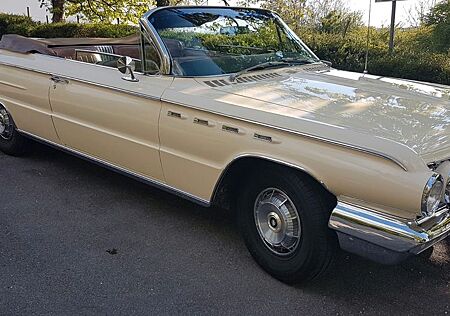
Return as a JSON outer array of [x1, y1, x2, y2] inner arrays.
[[50, 76, 69, 84]]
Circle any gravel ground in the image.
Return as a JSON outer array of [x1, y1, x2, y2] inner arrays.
[[1, 142, 449, 315]]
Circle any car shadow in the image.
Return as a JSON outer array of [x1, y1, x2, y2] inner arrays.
[[25, 142, 450, 310]]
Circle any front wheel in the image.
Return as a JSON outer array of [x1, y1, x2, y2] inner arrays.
[[0, 106, 30, 156], [238, 167, 337, 284]]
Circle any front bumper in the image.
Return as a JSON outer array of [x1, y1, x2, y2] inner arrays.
[[328, 202, 450, 264]]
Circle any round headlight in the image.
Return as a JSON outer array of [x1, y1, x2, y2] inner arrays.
[[421, 174, 444, 217]]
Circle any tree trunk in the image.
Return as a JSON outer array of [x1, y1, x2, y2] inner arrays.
[[156, 0, 170, 7], [51, 0, 65, 23]]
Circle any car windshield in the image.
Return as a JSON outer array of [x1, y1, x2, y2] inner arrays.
[[148, 7, 319, 76]]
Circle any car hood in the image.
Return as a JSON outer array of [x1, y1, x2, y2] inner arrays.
[[208, 67, 450, 163]]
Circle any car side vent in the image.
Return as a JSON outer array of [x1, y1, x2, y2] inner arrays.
[[203, 73, 281, 87], [302, 64, 330, 73]]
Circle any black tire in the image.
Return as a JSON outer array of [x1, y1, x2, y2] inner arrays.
[[0, 106, 30, 156], [237, 166, 337, 284]]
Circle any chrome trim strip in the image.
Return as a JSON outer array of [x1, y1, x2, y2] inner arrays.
[[0, 59, 407, 171], [17, 129, 210, 207], [0, 61, 161, 102], [162, 99, 408, 171], [139, 17, 171, 75], [329, 201, 450, 254], [0, 80, 26, 90], [140, 6, 325, 77]]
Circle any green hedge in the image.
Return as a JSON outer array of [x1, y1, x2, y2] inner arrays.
[[0, 13, 37, 37], [0, 13, 448, 85], [29, 23, 137, 38], [299, 28, 450, 85], [0, 13, 136, 38]]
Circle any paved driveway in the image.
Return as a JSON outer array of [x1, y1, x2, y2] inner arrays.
[[1, 143, 449, 315]]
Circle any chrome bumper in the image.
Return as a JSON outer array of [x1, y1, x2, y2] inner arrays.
[[328, 202, 450, 264]]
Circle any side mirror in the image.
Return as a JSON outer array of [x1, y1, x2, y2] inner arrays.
[[321, 60, 332, 67], [117, 56, 139, 82]]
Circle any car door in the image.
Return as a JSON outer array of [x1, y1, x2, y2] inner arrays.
[[0, 52, 59, 143], [48, 54, 171, 182]]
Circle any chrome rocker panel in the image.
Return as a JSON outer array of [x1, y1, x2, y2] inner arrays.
[[18, 130, 211, 207], [329, 202, 450, 264]]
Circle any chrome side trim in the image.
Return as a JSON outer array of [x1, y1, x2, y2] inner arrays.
[[0, 59, 407, 171], [141, 6, 323, 77], [0, 61, 161, 102], [162, 99, 408, 171], [139, 17, 171, 75], [17, 129, 210, 207], [0, 80, 26, 90], [329, 201, 450, 255]]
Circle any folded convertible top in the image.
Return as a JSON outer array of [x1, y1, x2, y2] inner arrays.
[[0, 34, 139, 55]]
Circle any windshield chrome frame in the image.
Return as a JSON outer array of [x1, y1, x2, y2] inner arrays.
[[139, 15, 171, 75], [141, 6, 321, 77]]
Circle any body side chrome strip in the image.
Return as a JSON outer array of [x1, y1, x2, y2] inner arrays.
[[139, 19, 171, 75], [161, 99, 409, 171], [0, 60, 407, 171], [17, 129, 211, 207], [0, 61, 162, 102]]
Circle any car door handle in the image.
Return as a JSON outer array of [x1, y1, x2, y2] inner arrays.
[[50, 76, 70, 84]]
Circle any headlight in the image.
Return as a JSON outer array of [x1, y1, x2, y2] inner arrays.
[[445, 178, 450, 206], [421, 174, 444, 217]]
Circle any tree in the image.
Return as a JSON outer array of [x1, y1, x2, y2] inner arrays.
[[65, 0, 151, 23], [405, 0, 438, 27], [241, 0, 362, 34], [319, 10, 363, 37], [39, 0, 173, 24], [39, 0, 66, 23], [425, 0, 450, 52]]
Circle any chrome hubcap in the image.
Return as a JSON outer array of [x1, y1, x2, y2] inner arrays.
[[0, 108, 13, 140], [254, 188, 301, 256]]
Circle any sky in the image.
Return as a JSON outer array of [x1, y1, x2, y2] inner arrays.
[[0, 0, 432, 27]]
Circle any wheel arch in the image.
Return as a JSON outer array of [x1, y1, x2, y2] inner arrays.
[[211, 154, 336, 210]]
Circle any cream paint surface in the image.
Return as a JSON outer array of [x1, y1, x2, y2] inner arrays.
[[0, 50, 441, 219], [205, 67, 450, 163], [161, 77, 434, 218]]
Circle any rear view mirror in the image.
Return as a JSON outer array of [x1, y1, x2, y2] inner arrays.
[[117, 56, 139, 82]]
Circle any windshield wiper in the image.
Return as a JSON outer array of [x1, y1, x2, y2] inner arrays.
[[229, 59, 314, 82]]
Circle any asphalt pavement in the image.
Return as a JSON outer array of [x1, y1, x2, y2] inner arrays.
[[1, 142, 449, 315]]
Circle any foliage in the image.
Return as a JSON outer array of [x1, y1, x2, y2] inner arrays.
[[0, 13, 38, 37], [319, 10, 363, 37], [298, 26, 450, 85], [30, 22, 137, 38], [0, 11, 448, 85], [0, 13, 136, 38], [424, 0, 450, 52], [64, 0, 151, 24], [39, 0, 184, 24]]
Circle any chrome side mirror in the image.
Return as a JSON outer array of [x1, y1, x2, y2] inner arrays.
[[321, 60, 332, 67], [117, 56, 139, 82]]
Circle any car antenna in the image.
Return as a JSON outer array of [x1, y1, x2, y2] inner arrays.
[[222, 0, 230, 6], [364, 0, 373, 75]]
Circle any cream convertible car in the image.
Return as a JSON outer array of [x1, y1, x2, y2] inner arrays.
[[1, 6, 450, 283]]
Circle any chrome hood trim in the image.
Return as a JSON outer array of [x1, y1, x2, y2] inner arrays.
[[207, 68, 450, 164]]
